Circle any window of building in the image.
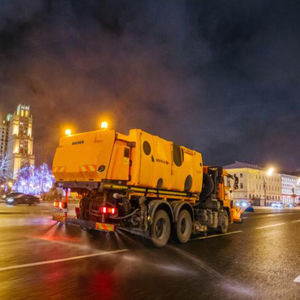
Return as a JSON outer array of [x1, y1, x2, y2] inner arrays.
[[240, 183, 243, 189], [240, 173, 243, 178]]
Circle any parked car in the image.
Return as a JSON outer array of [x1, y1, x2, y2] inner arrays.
[[2, 192, 23, 201], [6, 194, 41, 205]]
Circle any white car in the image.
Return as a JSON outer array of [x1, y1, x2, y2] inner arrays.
[[271, 202, 283, 209]]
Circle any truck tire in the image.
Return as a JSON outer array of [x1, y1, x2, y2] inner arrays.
[[201, 173, 214, 198], [150, 209, 171, 248], [217, 210, 229, 234], [175, 209, 192, 244]]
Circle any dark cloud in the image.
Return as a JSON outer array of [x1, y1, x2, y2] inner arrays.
[[0, 0, 299, 171]]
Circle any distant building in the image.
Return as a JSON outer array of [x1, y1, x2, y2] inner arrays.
[[0, 105, 35, 178], [224, 161, 281, 206], [0, 120, 9, 159], [281, 174, 300, 205]]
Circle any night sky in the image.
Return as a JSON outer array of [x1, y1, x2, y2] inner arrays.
[[0, 0, 299, 171]]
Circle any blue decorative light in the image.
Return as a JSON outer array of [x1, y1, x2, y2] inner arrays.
[[13, 163, 55, 195]]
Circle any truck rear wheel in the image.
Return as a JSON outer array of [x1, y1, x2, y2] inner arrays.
[[150, 209, 171, 248], [217, 210, 229, 234], [175, 209, 192, 243]]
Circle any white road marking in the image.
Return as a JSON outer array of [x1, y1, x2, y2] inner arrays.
[[194, 230, 243, 240], [291, 219, 300, 223], [294, 275, 300, 283], [266, 214, 283, 217], [256, 223, 285, 230], [0, 249, 128, 272], [266, 213, 295, 217]]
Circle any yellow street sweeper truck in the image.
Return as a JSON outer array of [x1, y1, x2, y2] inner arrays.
[[52, 128, 241, 247]]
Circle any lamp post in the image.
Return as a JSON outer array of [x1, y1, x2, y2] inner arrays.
[[263, 167, 274, 207]]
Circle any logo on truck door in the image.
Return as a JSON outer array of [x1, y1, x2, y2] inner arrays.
[[155, 158, 169, 165], [72, 140, 84, 145]]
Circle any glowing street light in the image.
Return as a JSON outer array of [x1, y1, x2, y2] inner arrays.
[[65, 129, 72, 136], [100, 121, 108, 129], [266, 167, 274, 176]]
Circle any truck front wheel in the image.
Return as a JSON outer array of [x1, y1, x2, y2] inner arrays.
[[150, 209, 171, 247], [175, 209, 192, 243]]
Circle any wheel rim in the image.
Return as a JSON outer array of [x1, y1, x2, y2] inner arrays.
[[180, 218, 186, 234], [221, 213, 228, 230], [155, 218, 165, 239], [177, 210, 192, 243]]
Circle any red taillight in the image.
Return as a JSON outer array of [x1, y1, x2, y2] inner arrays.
[[99, 206, 117, 215], [75, 207, 80, 218], [54, 201, 66, 209]]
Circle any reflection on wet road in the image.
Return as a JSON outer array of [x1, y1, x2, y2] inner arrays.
[[0, 203, 299, 299]]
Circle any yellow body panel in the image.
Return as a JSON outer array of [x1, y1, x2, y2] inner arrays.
[[106, 140, 130, 181], [53, 128, 203, 193], [53, 129, 116, 182], [127, 129, 203, 193]]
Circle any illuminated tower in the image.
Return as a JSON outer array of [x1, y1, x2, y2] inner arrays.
[[0, 119, 9, 159], [6, 105, 35, 178]]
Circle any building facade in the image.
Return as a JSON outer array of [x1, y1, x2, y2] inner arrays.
[[0, 120, 9, 159], [224, 161, 282, 206], [281, 174, 300, 205], [0, 105, 35, 178]]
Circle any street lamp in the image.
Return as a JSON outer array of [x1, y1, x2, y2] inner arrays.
[[266, 167, 274, 177], [100, 121, 108, 129], [65, 129, 72, 136], [263, 167, 275, 207]]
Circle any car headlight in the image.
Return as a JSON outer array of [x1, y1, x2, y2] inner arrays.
[[7, 198, 14, 203]]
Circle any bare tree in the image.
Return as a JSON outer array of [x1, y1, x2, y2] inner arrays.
[[0, 154, 11, 181]]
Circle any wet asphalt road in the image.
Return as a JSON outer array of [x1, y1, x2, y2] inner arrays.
[[0, 203, 299, 300]]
